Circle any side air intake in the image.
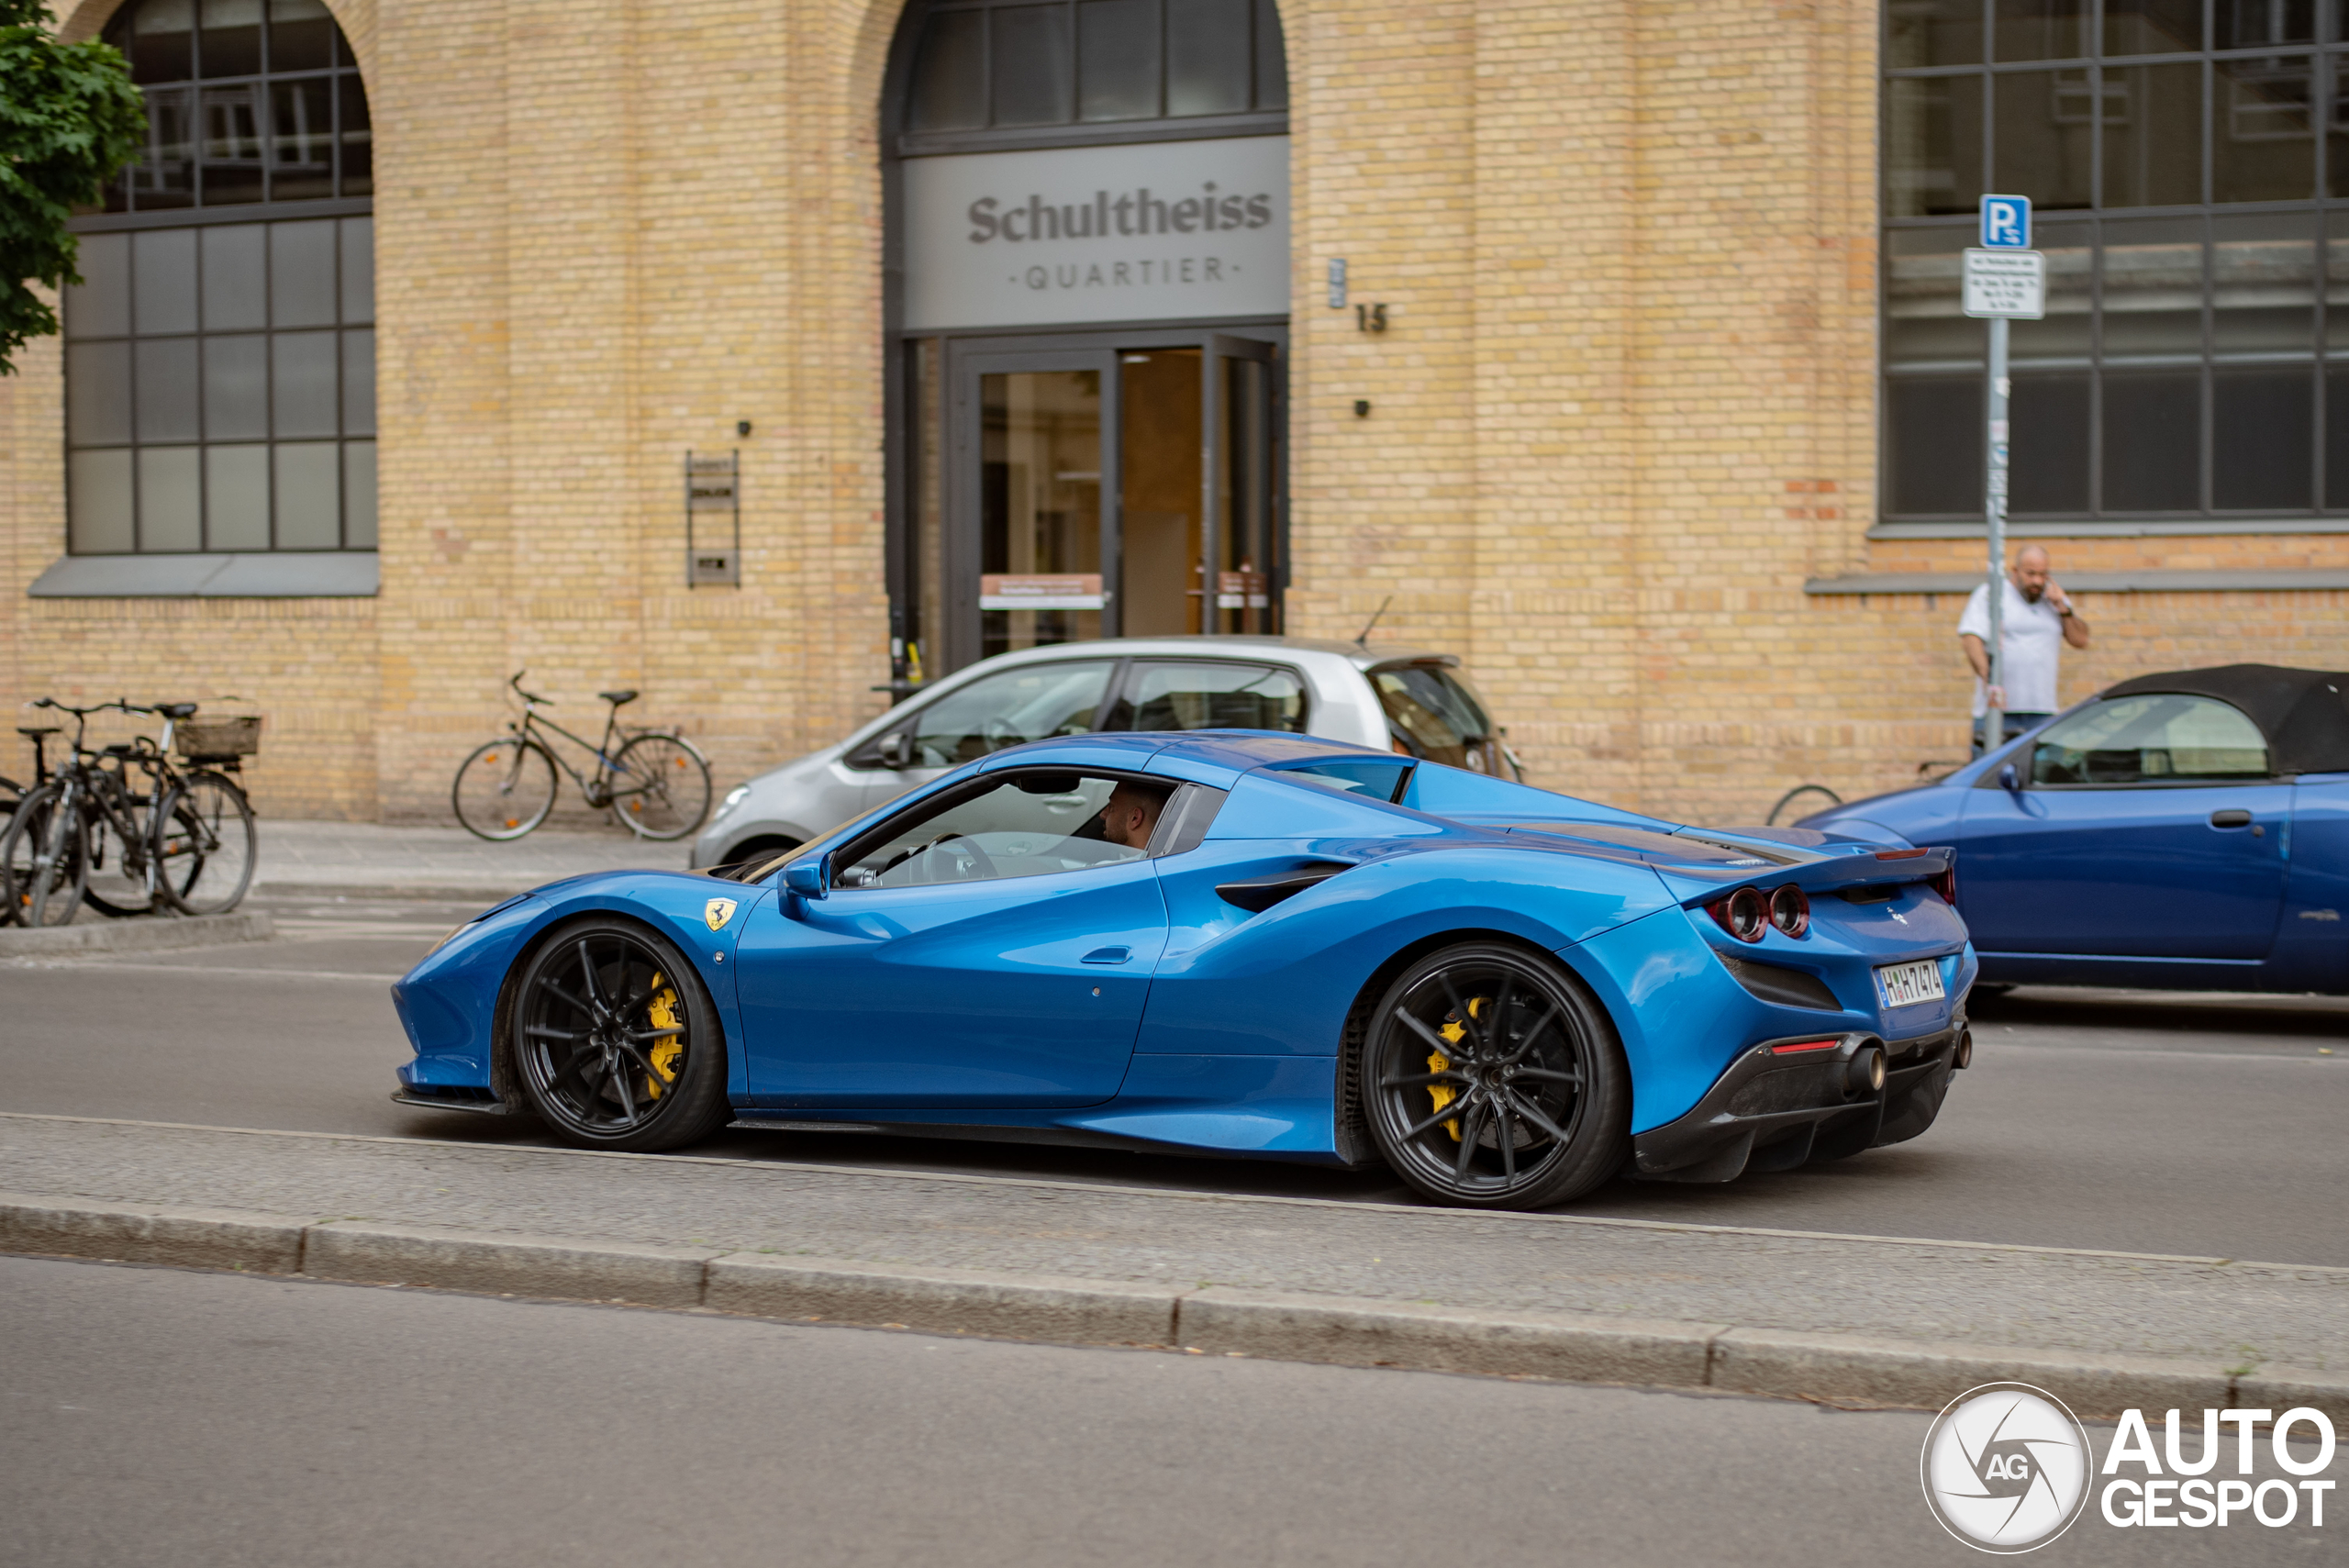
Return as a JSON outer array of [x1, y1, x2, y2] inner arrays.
[[1717, 953, 1841, 1011]]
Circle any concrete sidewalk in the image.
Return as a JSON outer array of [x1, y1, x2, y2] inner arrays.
[[251, 819, 688, 899], [4, 1113, 2340, 1418]]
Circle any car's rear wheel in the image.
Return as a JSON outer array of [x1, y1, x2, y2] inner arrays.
[[1362, 942, 1629, 1209], [511, 917, 730, 1151]]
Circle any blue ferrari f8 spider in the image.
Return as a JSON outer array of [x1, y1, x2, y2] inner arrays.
[[393, 732, 1977, 1209]]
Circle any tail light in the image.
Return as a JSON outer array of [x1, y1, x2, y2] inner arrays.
[[1707, 885, 1768, 942], [1932, 866, 1957, 906], [1768, 884, 1809, 938]]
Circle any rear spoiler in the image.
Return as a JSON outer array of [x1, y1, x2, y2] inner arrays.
[[1654, 845, 1954, 908]]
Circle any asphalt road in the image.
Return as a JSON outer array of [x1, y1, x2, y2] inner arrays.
[[4, 1255, 2333, 1568], [4, 892, 2345, 1265]]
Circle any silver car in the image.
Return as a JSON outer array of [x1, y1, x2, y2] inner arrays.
[[690, 636, 1518, 869]]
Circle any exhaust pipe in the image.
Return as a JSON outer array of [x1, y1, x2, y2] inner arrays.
[[1844, 1044, 1887, 1096], [1951, 1027, 1973, 1071]]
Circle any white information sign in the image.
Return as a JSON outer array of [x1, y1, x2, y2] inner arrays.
[[902, 137, 1290, 331], [1962, 248, 2046, 319]]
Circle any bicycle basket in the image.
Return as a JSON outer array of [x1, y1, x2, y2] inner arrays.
[[176, 714, 263, 762]]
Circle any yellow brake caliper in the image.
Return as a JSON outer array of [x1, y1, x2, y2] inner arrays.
[[643, 972, 684, 1099], [1427, 997, 1485, 1142]]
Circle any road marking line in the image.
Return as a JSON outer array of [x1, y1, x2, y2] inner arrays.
[[0, 962, 402, 983]]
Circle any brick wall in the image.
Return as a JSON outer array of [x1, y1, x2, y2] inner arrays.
[[1, 0, 2339, 829]]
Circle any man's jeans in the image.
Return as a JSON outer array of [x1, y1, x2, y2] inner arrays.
[[1973, 711, 2051, 755]]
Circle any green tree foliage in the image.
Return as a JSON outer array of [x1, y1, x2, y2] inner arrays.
[[0, 0, 145, 373]]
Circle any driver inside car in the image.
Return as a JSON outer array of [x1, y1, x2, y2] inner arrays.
[[844, 773, 1174, 888], [1081, 781, 1169, 851]]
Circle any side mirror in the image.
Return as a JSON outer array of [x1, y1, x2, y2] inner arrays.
[[781, 854, 829, 900], [1998, 762, 2021, 797], [881, 731, 914, 770]]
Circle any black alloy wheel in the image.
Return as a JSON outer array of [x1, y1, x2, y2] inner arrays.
[[1362, 943, 1629, 1209], [511, 918, 730, 1151]]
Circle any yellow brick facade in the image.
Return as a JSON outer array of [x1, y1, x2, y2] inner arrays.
[[3, 0, 2342, 827]]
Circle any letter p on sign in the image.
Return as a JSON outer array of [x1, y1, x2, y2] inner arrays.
[[1982, 195, 2032, 250]]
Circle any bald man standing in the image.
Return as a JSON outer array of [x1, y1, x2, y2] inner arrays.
[[1958, 545, 2090, 753]]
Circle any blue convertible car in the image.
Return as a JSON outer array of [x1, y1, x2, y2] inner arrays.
[[1803, 664, 2349, 995], [393, 732, 1977, 1209]]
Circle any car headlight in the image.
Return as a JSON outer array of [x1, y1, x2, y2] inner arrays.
[[714, 784, 751, 821], [426, 919, 478, 957]]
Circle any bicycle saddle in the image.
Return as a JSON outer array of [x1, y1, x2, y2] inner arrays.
[[16, 727, 59, 739], [156, 702, 198, 718], [101, 742, 139, 758], [599, 689, 640, 706]]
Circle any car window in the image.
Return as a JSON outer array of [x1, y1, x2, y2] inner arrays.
[[2029, 694, 2271, 784], [897, 661, 1115, 769], [833, 770, 1172, 888], [1374, 664, 1493, 768], [1273, 758, 1414, 802], [1111, 661, 1307, 732]]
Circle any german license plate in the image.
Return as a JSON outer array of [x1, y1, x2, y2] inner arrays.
[[1875, 959, 1946, 1009]]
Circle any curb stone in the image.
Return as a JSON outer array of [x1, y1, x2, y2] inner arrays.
[[1707, 1328, 2237, 1418], [4, 1192, 2343, 1424], [0, 910, 273, 957], [303, 1221, 723, 1309], [707, 1254, 1183, 1345], [0, 1192, 303, 1273], [1178, 1288, 1723, 1386]]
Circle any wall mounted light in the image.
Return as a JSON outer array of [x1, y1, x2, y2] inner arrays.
[[737, 419, 753, 438], [1353, 400, 1372, 418]]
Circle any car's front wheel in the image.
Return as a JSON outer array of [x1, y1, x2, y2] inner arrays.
[[1362, 942, 1629, 1209], [510, 917, 731, 1151]]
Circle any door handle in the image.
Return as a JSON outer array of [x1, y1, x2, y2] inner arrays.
[[2210, 809, 2253, 828], [1081, 946, 1132, 964]]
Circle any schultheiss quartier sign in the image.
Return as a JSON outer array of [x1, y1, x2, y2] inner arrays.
[[901, 136, 1290, 330]]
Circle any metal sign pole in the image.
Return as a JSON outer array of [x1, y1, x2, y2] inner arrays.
[[1965, 193, 2036, 755], [1985, 314, 2009, 750]]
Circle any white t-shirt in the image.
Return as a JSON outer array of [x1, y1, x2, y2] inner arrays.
[[1956, 579, 2066, 717]]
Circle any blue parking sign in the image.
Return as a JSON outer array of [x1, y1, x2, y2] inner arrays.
[[1980, 195, 2032, 250]]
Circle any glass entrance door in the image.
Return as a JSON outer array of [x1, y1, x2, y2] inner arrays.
[[941, 331, 1280, 673], [957, 350, 1116, 662]]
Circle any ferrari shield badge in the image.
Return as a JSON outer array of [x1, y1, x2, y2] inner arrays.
[[704, 897, 738, 933]]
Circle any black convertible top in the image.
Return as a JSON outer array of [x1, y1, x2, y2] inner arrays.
[[2101, 663, 2349, 775]]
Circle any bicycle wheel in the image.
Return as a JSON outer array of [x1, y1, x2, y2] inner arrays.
[[1765, 783, 1842, 827], [83, 807, 161, 917], [155, 773, 258, 916], [609, 732, 713, 841], [2, 784, 90, 928], [452, 737, 558, 840]]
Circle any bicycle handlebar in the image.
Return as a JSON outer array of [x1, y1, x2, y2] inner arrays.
[[28, 696, 137, 719], [509, 670, 551, 707]]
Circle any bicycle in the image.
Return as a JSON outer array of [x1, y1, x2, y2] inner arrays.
[[0, 724, 61, 927], [1765, 783, 1843, 827], [0, 699, 258, 927], [451, 673, 713, 842]]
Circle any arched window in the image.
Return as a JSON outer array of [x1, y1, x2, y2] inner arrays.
[[885, 0, 1290, 678], [60, 0, 374, 562], [897, 0, 1286, 149], [1883, 0, 2349, 524]]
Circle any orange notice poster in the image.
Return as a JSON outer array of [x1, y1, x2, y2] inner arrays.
[[980, 573, 1105, 610]]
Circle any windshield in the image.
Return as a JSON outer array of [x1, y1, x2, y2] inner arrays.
[[2030, 694, 2270, 784], [1373, 664, 1493, 768], [899, 661, 1115, 769]]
